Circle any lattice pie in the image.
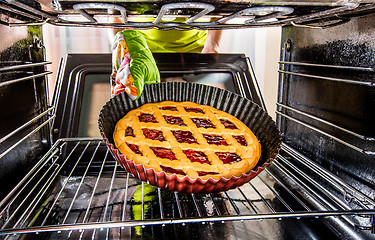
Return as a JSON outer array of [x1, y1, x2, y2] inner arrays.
[[113, 101, 261, 180]]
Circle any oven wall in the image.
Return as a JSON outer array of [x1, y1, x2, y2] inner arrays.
[[278, 13, 375, 197], [0, 24, 50, 198]]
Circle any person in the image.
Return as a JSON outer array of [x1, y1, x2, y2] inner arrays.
[[110, 17, 222, 99]]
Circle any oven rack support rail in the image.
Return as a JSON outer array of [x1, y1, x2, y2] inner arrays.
[[1, 1, 375, 29], [0, 60, 54, 158], [277, 40, 375, 156], [0, 138, 374, 237]]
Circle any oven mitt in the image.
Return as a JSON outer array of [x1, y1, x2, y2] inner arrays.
[[111, 30, 160, 99]]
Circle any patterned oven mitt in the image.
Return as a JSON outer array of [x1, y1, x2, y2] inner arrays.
[[111, 30, 160, 99]]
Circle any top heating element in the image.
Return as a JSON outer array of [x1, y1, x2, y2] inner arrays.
[[1, 0, 375, 29]]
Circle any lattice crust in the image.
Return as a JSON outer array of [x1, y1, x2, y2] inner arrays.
[[113, 101, 261, 180]]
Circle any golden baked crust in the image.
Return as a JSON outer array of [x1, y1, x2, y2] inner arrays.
[[113, 101, 261, 180]]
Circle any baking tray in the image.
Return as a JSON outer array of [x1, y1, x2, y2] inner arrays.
[[98, 82, 280, 193]]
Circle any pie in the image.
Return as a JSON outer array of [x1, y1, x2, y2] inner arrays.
[[113, 101, 261, 180]]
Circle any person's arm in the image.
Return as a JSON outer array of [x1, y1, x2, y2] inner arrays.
[[201, 30, 222, 53], [111, 16, 123, 36]]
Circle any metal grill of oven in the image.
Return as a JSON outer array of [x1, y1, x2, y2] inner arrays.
[[0, 138, 374, 239]]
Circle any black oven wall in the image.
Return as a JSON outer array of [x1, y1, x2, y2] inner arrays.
[[0, 24, 50, 199], [278, 13, 375, 201]]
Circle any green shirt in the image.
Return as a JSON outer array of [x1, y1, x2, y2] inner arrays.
[[138, 28, 207, 53], [137, 18, 208, 53]]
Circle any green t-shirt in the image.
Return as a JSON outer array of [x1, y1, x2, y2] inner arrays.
[[138, 28, 207, 53], [137, 17, 207, 53]]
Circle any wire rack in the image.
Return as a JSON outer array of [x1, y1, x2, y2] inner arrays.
[[0, 60, 53, 159], [0, 138, 373, 239]]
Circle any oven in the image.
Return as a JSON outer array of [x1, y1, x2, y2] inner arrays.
[[0, 1, 374, 239]]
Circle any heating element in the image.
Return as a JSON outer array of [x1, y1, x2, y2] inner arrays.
[[1, 1, 375, 29]]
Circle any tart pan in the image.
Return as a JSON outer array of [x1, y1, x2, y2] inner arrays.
[[98, 82, 281, 194]]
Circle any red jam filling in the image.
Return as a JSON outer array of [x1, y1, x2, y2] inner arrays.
[[183, 149, 210, 164], [233, 135, 247, 146], [161, 165, 186, 175], [127, 143, 142, 155], [150, 147, 177, 160], [159, 106, 178, 111], [191, 118, 215, 128], [164, 115, 186, 126], [203, 134, 228, 146], [220, 119, 238, 129], [125, 126, 135, 137], [139, 113, 157, 123], [172, 130, 197, 144], [184, 107, 204, 114], [198, 171, 219, 176], [142, 129, 165, 141], [215, 152, 242, 164]]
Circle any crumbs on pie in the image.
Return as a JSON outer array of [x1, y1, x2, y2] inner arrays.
[[113, 101, 261, 180]]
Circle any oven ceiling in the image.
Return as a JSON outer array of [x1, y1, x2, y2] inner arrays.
[[1, 0, 375, 29]]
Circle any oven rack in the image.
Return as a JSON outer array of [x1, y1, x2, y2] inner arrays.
[[0, 61, 52, 89], [277, 40, 375, 156], [0, 138, 373, 238], [1, 1, 375, 29], [0, 60, 53, 158]]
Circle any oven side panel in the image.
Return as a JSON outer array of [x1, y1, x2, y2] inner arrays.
[[0, 24, 50, 198], [278, 13, 375, 196]]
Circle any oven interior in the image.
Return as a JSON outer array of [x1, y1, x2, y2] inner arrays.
[[0, 1, 375, 239]]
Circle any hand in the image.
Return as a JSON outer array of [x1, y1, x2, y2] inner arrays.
[[111, 30, 160, 100]]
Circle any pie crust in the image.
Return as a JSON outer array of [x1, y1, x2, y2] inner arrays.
[[113, 101, 261, 180]]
